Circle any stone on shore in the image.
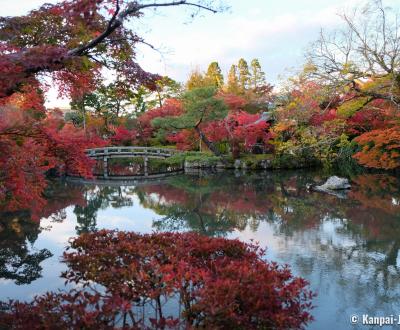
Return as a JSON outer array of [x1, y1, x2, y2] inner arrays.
[[314, 176, 351, 192]]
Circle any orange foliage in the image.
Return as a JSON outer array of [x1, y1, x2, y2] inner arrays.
[[353, 127, 400, 169]]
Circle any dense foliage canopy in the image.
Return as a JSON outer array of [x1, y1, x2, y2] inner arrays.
[[0, 230, 314, 329]]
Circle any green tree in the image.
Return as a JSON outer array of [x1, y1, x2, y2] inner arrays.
[[152, 87, 228, 157], [250, 58, 266, 90], [226, 64, 240, 94], [238, 58, 251, 92], [186, 69, 207, 90], [205, 61, 224, 88], [70, 80, 137, 128], [149, 76, 182, 108]]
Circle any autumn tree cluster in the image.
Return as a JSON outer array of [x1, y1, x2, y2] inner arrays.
[[2, 0, 400, 216], [0, 0, 223, 214], [96, 58, 274, 159], [0, 230, 314, 329], [269, 0, 400, 170], [83, 0, 400, 171]]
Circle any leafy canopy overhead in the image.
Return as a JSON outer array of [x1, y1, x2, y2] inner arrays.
[[0, 0, 225, 99]]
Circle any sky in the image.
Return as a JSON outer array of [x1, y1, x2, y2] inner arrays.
[[1, 0, 399, 106]]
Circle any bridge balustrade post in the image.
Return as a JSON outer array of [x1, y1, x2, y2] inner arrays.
[[103, 156, 108, 179], [103, 148, 109, 179], [144, 156, 148, 177]]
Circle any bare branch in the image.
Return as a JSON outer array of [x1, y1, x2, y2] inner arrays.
[[69, 1, 218, 56]]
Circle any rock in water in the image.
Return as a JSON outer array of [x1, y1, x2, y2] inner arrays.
[[314, 176, 351, 191]]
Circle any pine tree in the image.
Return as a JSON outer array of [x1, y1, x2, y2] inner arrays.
[[205, 61, 224, 88], [238, 58, 250, 92], [250, 58, 266, 90], [152, 87, 228, 158], [226, 64, 240, 94]]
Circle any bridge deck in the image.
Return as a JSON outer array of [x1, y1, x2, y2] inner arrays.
[[86, 146, 181, 159], [85, 146, 183, 179]]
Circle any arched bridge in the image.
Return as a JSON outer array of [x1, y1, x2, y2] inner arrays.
[[85, 146, 183, 179]]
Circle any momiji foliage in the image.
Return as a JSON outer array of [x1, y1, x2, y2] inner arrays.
[[0, 0, 222, 213], [353, 127, 400, 169], [203, 111, 273, 156], [0, 230, 315, 329], [167, 129, 197, 150], [109, 126, 139, 146], [153, 92, 272, 156], [0, 106, 105, 217], [137, 98, 184, 144]]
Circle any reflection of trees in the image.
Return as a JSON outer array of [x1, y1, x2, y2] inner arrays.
[[3, 170, 400, 318], [261, 173, 400, 315], [137, 171, 328, 236], [133, 170, 400, 300], [0, 181, 86, 285], [138, 174, 271, 236], [0, 212, 52, 285], [74, 186, 134, 234]]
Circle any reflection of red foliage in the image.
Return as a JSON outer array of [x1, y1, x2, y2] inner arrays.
[[207, 189, 270, 214], [141, 184, 191, 206], [39, 184, 87, 221], [349, 174, 400, 214], [142, 181, 272, 218], [0, 231, 315, 329]]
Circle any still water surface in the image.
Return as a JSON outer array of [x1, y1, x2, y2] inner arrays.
[[1, 170, 400, 329]]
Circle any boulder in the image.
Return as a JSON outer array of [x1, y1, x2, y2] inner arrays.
[[234, 159, 241, 169], [314, 176, 351, 192]]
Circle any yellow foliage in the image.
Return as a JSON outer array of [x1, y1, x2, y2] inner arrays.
[[337, 97, 369, 118]]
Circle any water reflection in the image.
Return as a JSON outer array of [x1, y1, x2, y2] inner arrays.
[[1, 171, 400, 328], [0, 211, 51, 285]]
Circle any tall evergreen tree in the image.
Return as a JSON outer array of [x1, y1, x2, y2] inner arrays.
[[238, 58, 250, 92], [205, 61, 224, 88], [226, 64, 240, 94], [186, 70, 207, 90], [250, 59, 266, 90]]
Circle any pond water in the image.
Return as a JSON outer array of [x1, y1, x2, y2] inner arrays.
[[1, 170, 400, 329]]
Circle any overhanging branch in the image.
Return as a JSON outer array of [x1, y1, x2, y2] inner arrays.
[[69, 0, 217, 56]]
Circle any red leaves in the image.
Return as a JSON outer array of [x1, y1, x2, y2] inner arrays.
[[167, 129, 197, 150], [310, 109, 337, 126], [346, 104, 397, 136], [0, 231, 314, 329], [109, 126, 138, 146], [0, 106, 104, 217], [202, 111, 273, 154], [53, 65, 100, 99], [138, 99, 184, 144]]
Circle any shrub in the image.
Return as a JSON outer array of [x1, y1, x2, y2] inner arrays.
[[0, 230, 314, 329], [353, 127, 400, 169]]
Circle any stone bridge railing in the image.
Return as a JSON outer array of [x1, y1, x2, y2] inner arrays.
[[85, 146, 182, 179]]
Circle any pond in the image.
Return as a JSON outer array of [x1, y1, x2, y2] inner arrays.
[[1, 170, 400, 329]]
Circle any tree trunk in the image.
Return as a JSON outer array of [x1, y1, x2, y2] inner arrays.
[[157, 90, 162, 108], [194, 126, 228, 164]]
